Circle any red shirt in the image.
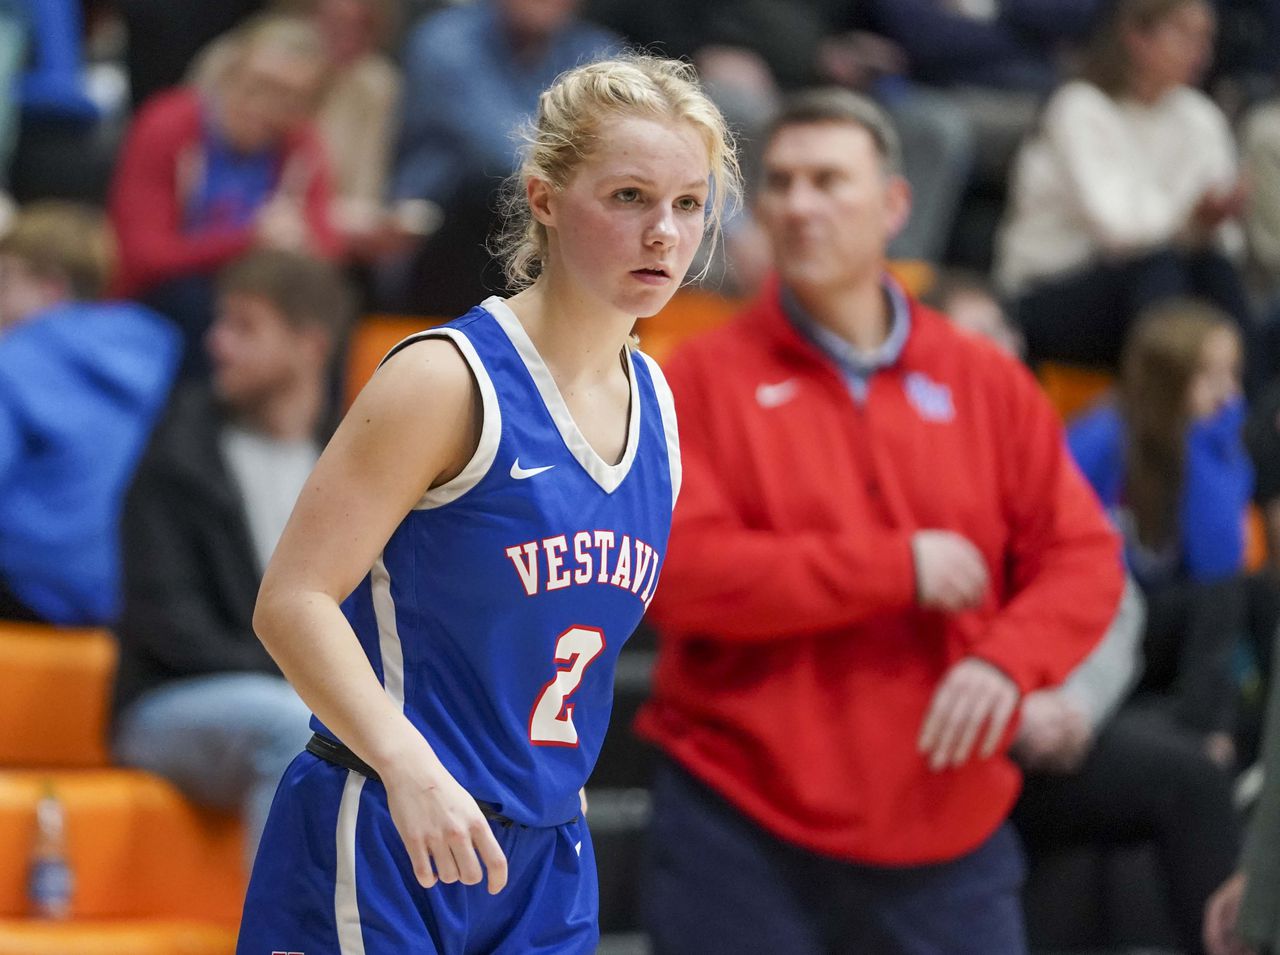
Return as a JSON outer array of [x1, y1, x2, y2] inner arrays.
[[108, 87, 342, 298], [635, 284, 1124, 866]]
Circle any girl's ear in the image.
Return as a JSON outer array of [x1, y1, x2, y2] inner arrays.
[[528, 177, 556, 229]]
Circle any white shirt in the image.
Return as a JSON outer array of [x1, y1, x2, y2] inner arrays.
[[220, 425, 320, 574], [995, 80, 1242, 295]]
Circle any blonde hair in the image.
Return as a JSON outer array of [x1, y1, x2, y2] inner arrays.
[[190, 13, 328, 93], [494, 54, 741, 289], [0, 201, 116, 300]]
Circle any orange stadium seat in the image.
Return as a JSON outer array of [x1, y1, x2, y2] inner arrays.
[[343, 313, 446, 410], [0, 770, 245, 922], [1037, 362, 1115, 422], [0, 919, 236, 955], [1247, 503, 1269, 573], [0, 625, 116, 768], [886, 259, 936, 299], [634, 288, 744, 365]]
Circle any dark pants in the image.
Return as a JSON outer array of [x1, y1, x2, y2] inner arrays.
[[1013, 707, 1241, 955], [641, 759, 1028, 955], [1139, 575, 1247, 738], [1015, 248, 1254, 376]]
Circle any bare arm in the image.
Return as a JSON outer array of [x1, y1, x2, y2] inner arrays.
[[253, 338, 507, 893]]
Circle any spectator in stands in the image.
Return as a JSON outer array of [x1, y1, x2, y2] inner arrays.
[[1204, 627, 1280, 955], [924, 268, 1024, 357], [863, 0, 1101, 93], [635, 88, 1124, 954], [112, 249, 350, 866], [198, 0, 414, 261], [1012, 576, 1242, 954], [302, 0, 405, 254], [996, 0, 1251, 371], [108, 14, 341, 377], [1243, 91, 1280, 321], [1069, 300, 1253, 769], [926, 267, 1243, 953], [0, 201, 180, 626], [384, 0, 617, 314]]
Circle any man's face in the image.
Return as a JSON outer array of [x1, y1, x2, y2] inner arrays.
[[755, 122, 909, 295], [207, 292, 317, 411]]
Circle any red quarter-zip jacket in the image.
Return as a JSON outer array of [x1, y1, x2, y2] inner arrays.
[[635, 282, 1125, 865]]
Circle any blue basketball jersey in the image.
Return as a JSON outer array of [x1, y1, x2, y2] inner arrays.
[[320, 297, 680, 828]]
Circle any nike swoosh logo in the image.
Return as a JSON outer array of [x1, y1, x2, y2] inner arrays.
[[756, 379, 799, 408], [510, 459, 555, 480]]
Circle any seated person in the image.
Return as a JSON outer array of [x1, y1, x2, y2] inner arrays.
[[384, 0, 617, 314], [0, 201, 179, 627], [108, 13, 341, 376], [923, 267, 1024, 357], [112, 248, 350, 866], [995, 0, 1251, 371], [1013, 577, 1241, 955], [1069, 299, 1253, 769]]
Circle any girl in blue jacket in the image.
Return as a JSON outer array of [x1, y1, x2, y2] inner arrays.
[[1070, 298, 1253, 769]]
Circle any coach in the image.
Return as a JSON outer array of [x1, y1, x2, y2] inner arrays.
[[635, 89, 1126, 954]]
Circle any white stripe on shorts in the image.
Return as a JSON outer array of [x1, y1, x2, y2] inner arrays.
[[335, 770, 368, 955]]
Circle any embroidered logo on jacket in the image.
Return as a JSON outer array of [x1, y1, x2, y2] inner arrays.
[[904, 372, 955, 422], [756, 379, 799, 408]]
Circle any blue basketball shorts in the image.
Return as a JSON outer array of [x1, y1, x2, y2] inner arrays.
[[236, 752, 598, 955]]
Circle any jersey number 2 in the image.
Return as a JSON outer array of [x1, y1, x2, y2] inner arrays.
[[529, 626, 606, 747]]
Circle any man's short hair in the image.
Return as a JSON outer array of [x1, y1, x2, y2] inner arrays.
[[0, 201, 115, 300], [218, 249, 353, 340], [762, 88, 903, 175]]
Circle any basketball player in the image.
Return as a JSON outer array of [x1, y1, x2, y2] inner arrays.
[[235, 55, 739, 954]]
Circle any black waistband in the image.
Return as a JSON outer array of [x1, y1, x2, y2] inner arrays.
[[305, 733, 574, 829]]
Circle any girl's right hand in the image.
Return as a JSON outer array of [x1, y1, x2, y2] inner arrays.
[[381, 754, 509, 895]]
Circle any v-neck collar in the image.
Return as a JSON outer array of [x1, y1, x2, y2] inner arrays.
[[482, 296, 641, 494]]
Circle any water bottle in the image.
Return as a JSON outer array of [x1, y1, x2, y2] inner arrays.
[[28, 783, 73, 919]]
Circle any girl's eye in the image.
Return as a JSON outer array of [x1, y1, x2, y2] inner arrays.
[[676, 196, 704, 212], [614, 188, 641, 203]]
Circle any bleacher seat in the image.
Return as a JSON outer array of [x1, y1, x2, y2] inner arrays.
[[342, 313, 446, 411], [1037, 362, 1115, 422], [0, 623, 243, 952], [0, 625, 115, 768], [0, 919, 236, 955], [0, 769, 243, 922]]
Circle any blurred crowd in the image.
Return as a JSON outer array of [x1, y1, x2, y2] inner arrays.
[[6, 0, 1280, 952]]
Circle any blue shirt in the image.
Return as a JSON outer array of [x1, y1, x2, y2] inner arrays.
[[1068, 399, 1254, 586], [393, 1, 618, 204], [184, 105, 278, 233], [0, 302, 180, 623]]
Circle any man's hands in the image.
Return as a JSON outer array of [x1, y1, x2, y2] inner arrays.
[[1012, 690, 1093, 774], [381, 750, 509, 895], [919, 657, 1020, 772], [912, 532, 1011, 770], [912, 530, 989, 612]]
